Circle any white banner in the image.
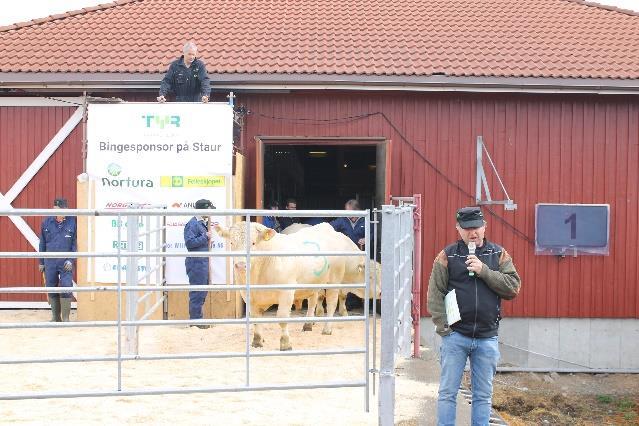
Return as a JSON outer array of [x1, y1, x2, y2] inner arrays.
[[87, 103, 233, 175], [87, 103, 233, 285]]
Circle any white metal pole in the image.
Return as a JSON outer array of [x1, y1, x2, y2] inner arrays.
[[379, 205, 396, 425], [125, 214, 139, 355], [364, 210, 370, 412], [116, 213, 123, 391]]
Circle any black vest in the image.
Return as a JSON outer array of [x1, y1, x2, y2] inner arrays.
[[445, 239, 503, 338]]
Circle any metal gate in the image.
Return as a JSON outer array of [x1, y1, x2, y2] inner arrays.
[[379, 202, 417, 425], [0, 207, 372, 406]]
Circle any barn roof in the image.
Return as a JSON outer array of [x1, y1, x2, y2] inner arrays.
[[1, 0, 638, 90]]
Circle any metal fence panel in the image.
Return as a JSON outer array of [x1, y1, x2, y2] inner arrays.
[[378, 203, 416, 425], [0, 207, 373, 407]]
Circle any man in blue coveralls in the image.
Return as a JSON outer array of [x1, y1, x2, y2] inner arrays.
[[184, 199, 215, 328], [39, 198, 77, 322]]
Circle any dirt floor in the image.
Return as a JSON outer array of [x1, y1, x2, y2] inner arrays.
[[490, 371, 638, 425], [6, 310, 634, 425], [0, 309, 428, 425]]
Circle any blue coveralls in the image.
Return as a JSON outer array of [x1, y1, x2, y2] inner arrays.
[[330, 216, 366, 246], [159, 56, 211, 102], [39, 216, 77, 298], [263, 216, 281, 232], [184, 216, 210, 319], [304, 217, 326, 226]]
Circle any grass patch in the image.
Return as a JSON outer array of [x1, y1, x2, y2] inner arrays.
[[624, 411, 637, 421], [597, 394, 613, 404], [615, 398, 635, 411]]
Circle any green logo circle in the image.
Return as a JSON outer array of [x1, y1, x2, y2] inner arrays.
[[107, 163, 122, 176]]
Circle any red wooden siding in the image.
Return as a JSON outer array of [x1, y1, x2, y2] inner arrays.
[[1, 91, 637, 319], [238, 92, 639, 319], [0, 105, 83, 302]]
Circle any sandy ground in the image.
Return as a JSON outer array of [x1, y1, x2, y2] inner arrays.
[[0, 309, 436, 425]]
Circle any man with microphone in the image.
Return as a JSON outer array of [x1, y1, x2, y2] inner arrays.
[[427, 206, 521, 426]]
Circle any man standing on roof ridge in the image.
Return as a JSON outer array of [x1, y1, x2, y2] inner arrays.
[[157, 41, 210, 103]]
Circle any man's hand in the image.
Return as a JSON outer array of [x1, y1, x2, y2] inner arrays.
[[201, 96, 209, 103], [465, 255, 483, 275], [157, 95, 166, 103], [63, 261, 73, 272], [357, 238, 365, 248], [38, 264, 45, 273]]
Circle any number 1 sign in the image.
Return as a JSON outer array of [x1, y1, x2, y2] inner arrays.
[[535, 204, 610, 256]]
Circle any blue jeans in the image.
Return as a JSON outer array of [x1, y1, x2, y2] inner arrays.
[[437, 331, 500, 426]]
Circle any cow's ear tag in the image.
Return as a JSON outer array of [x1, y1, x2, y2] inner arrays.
[[263, 229, 274, 241]]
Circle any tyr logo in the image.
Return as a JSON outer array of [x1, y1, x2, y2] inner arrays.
[[142, 115, 181, 129]]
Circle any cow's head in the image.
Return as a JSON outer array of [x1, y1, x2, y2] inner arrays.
[[215, 221, 276, 251]]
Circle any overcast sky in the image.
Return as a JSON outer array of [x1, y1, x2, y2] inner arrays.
[[0, 0, 637, 26]]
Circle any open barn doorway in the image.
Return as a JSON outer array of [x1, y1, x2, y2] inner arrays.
[[255, 137, 390, 215], [254, 137, 390, 311]]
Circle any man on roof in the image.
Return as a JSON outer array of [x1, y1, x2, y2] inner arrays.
[[157, 41, 211, 103]]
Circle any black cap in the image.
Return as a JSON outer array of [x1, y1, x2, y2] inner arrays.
[[195, 199, 214, 209], [53, 198, 68, 208], [456, 206, 485, 229]]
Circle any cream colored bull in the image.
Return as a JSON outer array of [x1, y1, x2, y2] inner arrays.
[[281, 223, 311, 234], [333, 259, 382, 316], [214, 222, 360, 351], [282, 222, 318, 312], [288, 228, 381, 316]]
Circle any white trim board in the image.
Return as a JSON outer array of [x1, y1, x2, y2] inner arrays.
[[0, 97, 84, 107], [0, 302, 78, 309]]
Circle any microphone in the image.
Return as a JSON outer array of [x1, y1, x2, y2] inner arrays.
[[467, 241, 476, 276]]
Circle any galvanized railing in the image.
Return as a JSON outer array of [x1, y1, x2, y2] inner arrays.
[[379, 203, 416, 425], [0, 208, 373, 409]]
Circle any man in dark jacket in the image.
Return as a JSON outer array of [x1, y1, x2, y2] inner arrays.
[[427, 206, 521, 426], [184, 199, 214, 328], [330, 199, 366, 248], [157, 41, 211, 103], [39, 198, 77, 322], [330, 199, 369, 309], [277, 198, 300, 231]]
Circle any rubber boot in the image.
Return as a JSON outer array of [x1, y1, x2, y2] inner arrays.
[[60, 297, 71, 322], [48, 295, 62, 322]]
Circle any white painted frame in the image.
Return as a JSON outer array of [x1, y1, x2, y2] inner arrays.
[[0, 98, 85, 306], [0, 101, 85, 249]]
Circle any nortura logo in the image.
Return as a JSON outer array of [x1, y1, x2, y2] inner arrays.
[[103, 165, 154, 188], [102, 177, 154, 188], [141, 115, 181, 129], [107, 163, 122, 176]]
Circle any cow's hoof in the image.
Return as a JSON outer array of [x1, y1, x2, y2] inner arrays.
[[280, 337, 293, 351], [252, 338, 264, 348], [321, 328, 333, 336], [339, 310, 348, 317], [302, 323, 313, 332]]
